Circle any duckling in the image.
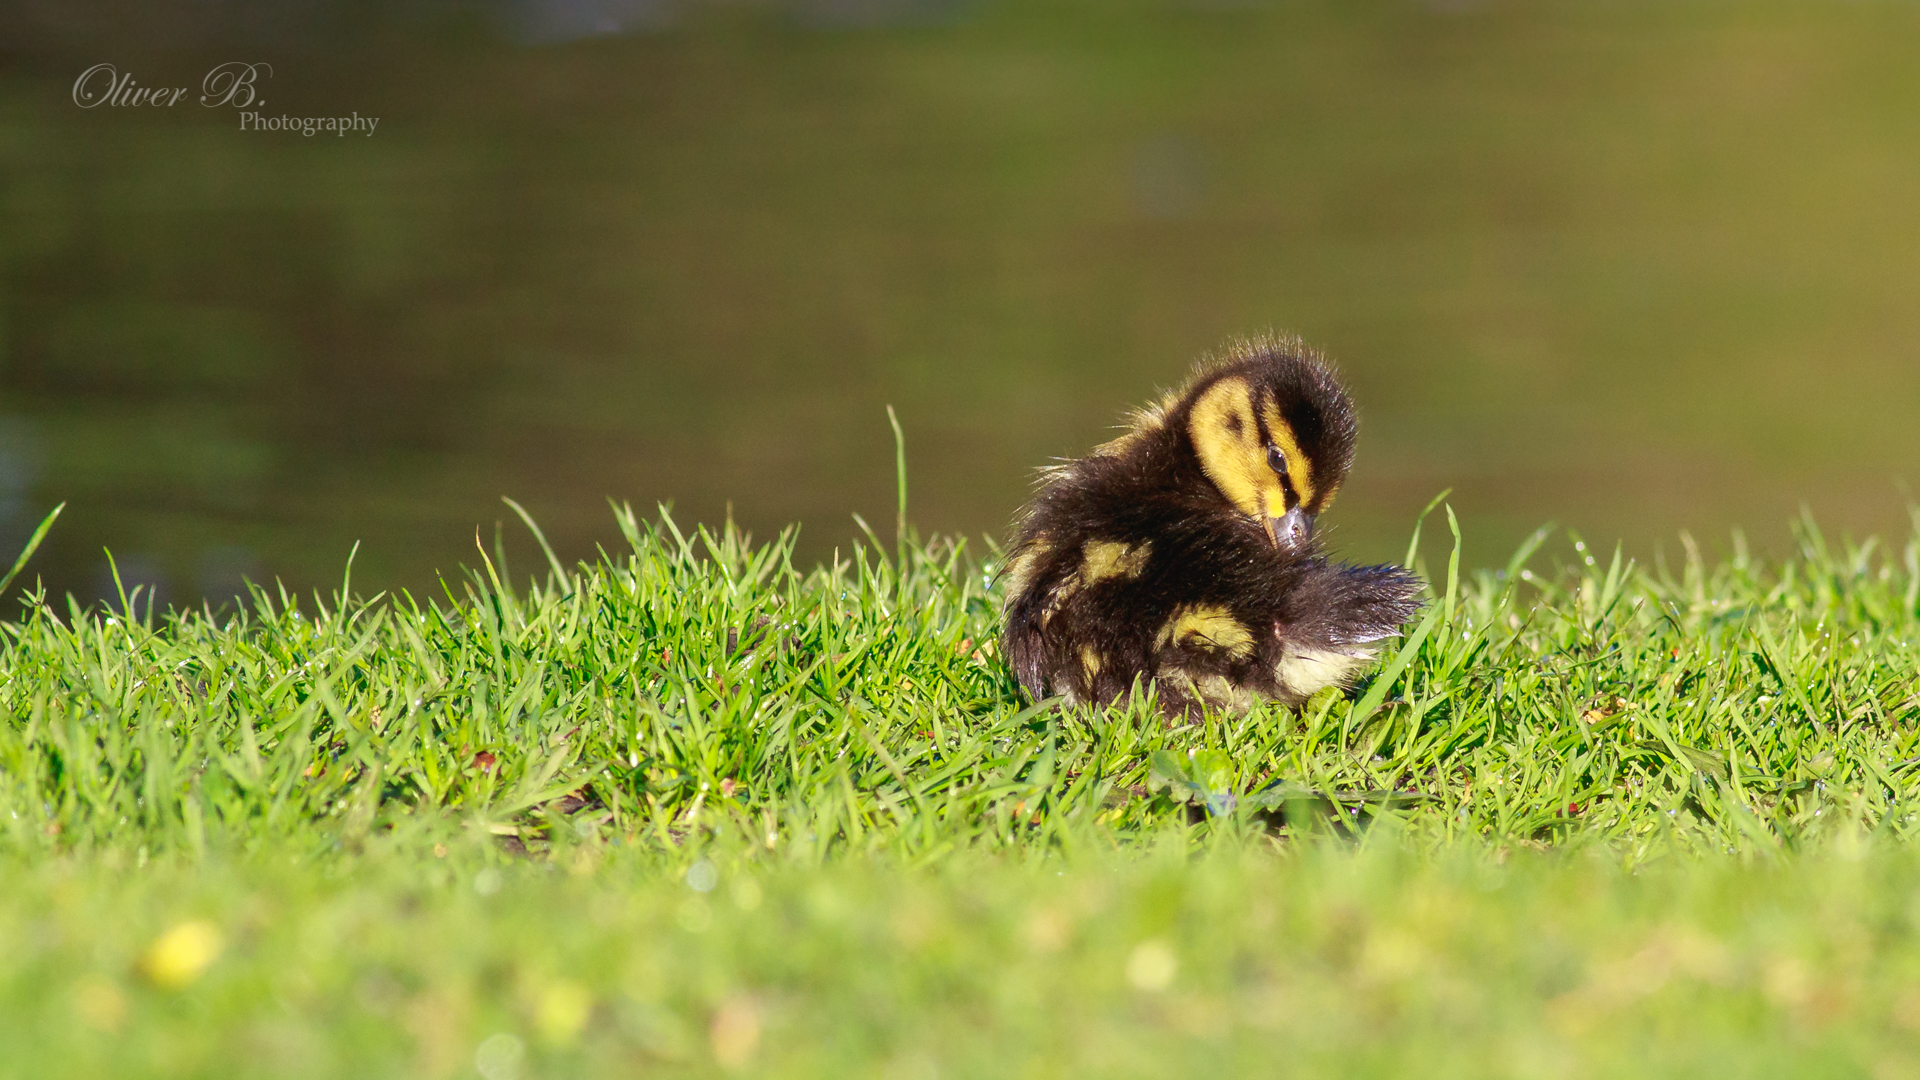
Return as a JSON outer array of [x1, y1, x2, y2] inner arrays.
[[1000, 334, 1422, 720]]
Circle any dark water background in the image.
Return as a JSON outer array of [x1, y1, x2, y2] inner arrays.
[[4, 0, 1920, 607]]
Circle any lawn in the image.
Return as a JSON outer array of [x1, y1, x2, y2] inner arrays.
[[4, 498, 1920, 1078]]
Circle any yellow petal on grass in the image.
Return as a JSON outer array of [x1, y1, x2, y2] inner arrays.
[[536, 980, 593, 1045], [1126, 939, 1177, 991], [138, 920, 225, 989]]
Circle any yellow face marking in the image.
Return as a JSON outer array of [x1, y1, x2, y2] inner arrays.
[[1182, 376, 1320, 522], [1155, 604, 1256, 659], [1082, 540, 1151, 583], [1189, 377, 1290, 523], [1257, 400, 1321, 509]]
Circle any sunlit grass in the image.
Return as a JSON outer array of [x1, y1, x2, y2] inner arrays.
[[4, 502, 1920, 1076], [7, 501, 1919, 858]]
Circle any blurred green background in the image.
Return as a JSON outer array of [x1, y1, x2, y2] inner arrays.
[[3, 0, 1918, 606]]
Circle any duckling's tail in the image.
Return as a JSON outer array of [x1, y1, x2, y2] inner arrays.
[[1280, 561, 1425, 648]]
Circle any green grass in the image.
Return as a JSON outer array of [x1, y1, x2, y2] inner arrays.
[[5, 501, 1920, 1077]]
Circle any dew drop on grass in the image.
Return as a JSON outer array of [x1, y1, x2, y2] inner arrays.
[[686, 859, 718, 893], [474, 1033, 525, 1080]]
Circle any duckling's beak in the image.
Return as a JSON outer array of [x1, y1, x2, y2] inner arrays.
[[1266, 507, 1314, 553]]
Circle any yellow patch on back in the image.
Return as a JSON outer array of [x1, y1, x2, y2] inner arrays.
[[1036, 570, 1082, 632], [1092, 390, 1178, 458], [1001, 538, 1050, 601], [1004, 537, 1088, 634], [1080, 646, 1103, 681], [1091, 431, 1142, 457], [1082, 540, 1151, 583], [1155, 604, 1256, 659]]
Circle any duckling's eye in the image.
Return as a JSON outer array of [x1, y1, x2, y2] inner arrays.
[[1266, 444, 1288, 476]]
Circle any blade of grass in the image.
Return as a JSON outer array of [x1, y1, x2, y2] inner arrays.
[[0, 502, 63, 599]]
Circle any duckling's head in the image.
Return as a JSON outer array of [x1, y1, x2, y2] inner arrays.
[[1182, 338, 1358, 554]]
